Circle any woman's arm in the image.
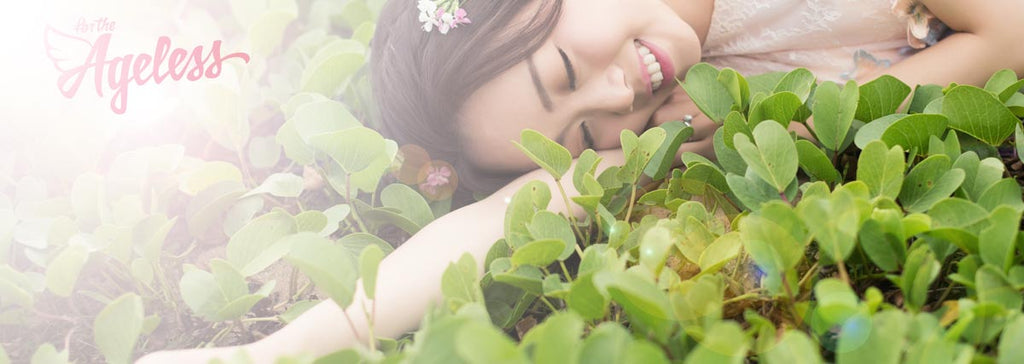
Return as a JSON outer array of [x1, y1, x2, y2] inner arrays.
[[138, 148, 634, 363], [867, 0, 1024, 86]]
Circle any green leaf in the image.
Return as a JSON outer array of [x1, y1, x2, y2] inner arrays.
[[722, 110, 752, 150], [578, 323, 632, 364], [670, 274, 725, 325], [797, 195, 858, 263], [796, 140, 841, 185], [978, 178, 1024, 213], [294, 210, 327, 233], [684, 322, 750, 364], [682, 63, 734, 122], [899, 155, 965, 213], [900, 246, 941, 311], [976, 265, 1023, 310], [309, 127, 387, 174], [30, 344, 68, 364], [907, 84, 945, 114], [857, 141, 905, 200], [521, 312, 584, 364], [983, 69, 1024, 102], [749, 91, 803, 127], [454, 321, 527, 364], [289, 99, 361, 141], [511, 239, 565, 268], [300, 39, 365, 96], [836, 311, 908, 364], [699, 232, 742, 274], [644, 120, 694, 179], [734, 121, 798, 192], [594, 271, 674, 342], [227, 210, 297, 277], [44, 244, 90, 297], [676, 217, 714, 266], [998, 315, 1024, 364], [93, 293, 144, 364], [244, 173, 304, 198], [567, 273, 609, 320], [979, 206, 1021, 273], [953, 153, 1004, 202], [718, 68, 750, 110], [859, 210, 906, 272], [813, 80, 859, 152], [443, 253, 484, 312], [381, 183, 435, 229], [762, 330, 823, 364], [513, 129, 572, 180], [619, 128, 667, 183], [286, 234, 358, 307], [774, 68, 816, 102], [1016, 125, 1024, 171], [881, 114, 949, 155], [943, 85, 1019, 145], [492, 262, 544, 295], [573, 149, 603, 194], [814, 279, 859, 326], [638, 226, 675, 278], [714, 128, 749, 175], [726, 171, 780, 211], [854, 114, 903, 150], [526, 211, 576, 260], [855, 75, 911, 122], [358, 245, 385, 300], [504, 181, 551, 249]]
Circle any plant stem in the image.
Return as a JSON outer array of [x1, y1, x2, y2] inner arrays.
[[624, 185, 638, 222], [781, 272, 805, 329], [723, 292, 764, 305], [345, 174, 370, 233], [559, 260, 574, 283], [555, 179, 587, 257], [539, 296, 559, 313], [797, 262, 820, 288], [341, 309, 364, 343], [362, 301, 377, 352], [836, 259, 851, 286]]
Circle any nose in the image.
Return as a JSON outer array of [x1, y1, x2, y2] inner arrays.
[[584, 65, 635, 115]]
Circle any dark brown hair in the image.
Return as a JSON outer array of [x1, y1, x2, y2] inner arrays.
[[371, 0, 563, 194]]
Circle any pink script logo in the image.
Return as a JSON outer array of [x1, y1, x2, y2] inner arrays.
[[44, 17, 251, 114]]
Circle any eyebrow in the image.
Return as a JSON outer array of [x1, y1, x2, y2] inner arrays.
[[557, 47, 576, 91], [526, 57, 553, 112]]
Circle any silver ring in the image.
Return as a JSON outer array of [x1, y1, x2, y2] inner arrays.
[[681, 114, 693, 127]]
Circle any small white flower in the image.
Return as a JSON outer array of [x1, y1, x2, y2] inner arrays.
[[418, 0, 440, 32]]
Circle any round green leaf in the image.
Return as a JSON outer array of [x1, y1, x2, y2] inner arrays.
[[513, 129, 572, 180], [733, 121, 798, 193], [226, 210, 297, 277], [881, 114, 949, 155], [943, 85, 1019, 145], [511, 239, 565, 268], [286, 234, 358, 307], [358, 245, 385, 300], [93, 293, 144, 364], [244, 173, 305, 198]]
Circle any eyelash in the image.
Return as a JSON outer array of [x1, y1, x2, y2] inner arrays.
[[580, 121, 595, 150]]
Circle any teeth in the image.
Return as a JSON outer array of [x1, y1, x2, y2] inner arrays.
[[635, 41, 664, 91]]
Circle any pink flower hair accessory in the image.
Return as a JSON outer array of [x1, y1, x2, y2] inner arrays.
[[417, 0, 471, 34]]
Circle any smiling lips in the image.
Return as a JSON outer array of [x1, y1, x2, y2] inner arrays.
[[634, 39, 675, 95]]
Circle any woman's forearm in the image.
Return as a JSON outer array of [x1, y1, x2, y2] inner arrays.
[[863, 0, 1024, 87]]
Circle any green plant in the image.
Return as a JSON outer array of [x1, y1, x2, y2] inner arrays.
[[313, 65, 1024, 363]]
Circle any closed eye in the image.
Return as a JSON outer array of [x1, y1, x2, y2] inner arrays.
[[580, 121, 595, 149], [557, 47, 576, 91]]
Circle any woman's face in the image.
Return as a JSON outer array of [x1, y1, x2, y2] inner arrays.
[[458, 0, 702, 173]]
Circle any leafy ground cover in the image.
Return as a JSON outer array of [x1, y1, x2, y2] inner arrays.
[[4, 1, 1024, 363]]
